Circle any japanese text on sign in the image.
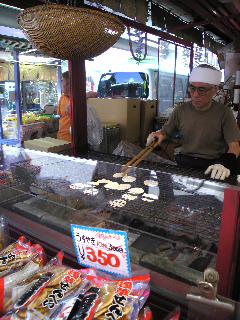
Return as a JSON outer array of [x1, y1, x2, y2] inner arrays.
[[71, 225, 131, 277]]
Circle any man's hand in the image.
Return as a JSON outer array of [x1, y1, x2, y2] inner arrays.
[[146, 130, 166, 147], [205, 164, 230, 180]]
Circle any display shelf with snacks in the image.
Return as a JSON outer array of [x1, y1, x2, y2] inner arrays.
[[0, 235, 153, 319], [1, 145, 240, 319]]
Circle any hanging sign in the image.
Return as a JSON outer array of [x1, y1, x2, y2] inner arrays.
[[71, 225, 132, 278]]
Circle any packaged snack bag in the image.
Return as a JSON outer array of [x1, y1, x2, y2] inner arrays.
[[8, 260, 83, 319], [137, 307, 153, 320], [11, 252, 63, 312], [164, 307, 181, 320], [0, 237, 46, 314], [0, 236, 35, 277], [53, 271, 151, 320]]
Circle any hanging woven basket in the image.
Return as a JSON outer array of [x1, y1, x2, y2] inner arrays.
[[18, 4, 125, 60]]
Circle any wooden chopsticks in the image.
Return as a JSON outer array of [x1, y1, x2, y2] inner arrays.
[[121, 140, 159, 176]]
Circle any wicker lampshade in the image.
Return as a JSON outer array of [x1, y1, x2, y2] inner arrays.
[[18, 4, 125, 60]]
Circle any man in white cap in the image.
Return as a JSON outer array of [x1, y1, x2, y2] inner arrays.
[[147, 64, 240, 180]]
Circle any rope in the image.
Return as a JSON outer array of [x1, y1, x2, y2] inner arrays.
[[127, 26, 148, 62]]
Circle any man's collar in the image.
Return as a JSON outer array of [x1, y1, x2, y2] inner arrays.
[[193, 101, 213, 111]]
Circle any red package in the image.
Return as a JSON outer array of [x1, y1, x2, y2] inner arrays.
[[164, 307, 181, 320], [137, 307, 153, 320], [61, 272, 151, 320], [6, 257, 84, 319]]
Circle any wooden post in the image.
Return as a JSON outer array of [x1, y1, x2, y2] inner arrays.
[[68, 59, 88, 156], [216, 187, 240, 297]]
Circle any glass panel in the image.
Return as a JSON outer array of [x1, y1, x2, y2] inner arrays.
[[0, 49, 60, 145], [158, 40, 176, 115], [1, 145, 225, 287], [193, 45, 219, 68], [175, 46, 191, 104], [98, 72, 149, 98], [19, 53, 59, 142], [0, 50, 17, 141]]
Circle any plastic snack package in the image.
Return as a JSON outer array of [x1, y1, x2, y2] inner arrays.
[[2, 252, 62, 316], [0, 240, 46, 314], [164, 307, 181, 320], [53, 271, 151, 320], [4, 256, 84, 320], [35, 268, 98, 320], [0, 236, 34, 278], [137, 306, 153, 320], [93, 274, 150, 320]]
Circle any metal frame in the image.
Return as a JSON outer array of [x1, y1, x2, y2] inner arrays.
[[57, 59, 62, 101], [3, 186, 240, 300], [0, 49, 22, 147], [172, 44, 177, 106], [216, 186, 240, 297], [13, 49, 22, 145]]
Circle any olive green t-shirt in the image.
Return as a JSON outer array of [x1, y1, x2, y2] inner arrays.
[[162, 101, 240, 159]]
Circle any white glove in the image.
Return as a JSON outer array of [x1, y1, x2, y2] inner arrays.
[[146, 133, 155, 147], [204, 164, 230, 180]]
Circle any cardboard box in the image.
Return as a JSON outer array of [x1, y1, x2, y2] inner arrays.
[[140, 100, 157, 147], [24, 137, 71, 154], [21, 122, 47, 141], [88, 98, 140, 143]]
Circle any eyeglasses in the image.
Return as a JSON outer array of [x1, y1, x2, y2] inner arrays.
[[188, 85, 213, 96]]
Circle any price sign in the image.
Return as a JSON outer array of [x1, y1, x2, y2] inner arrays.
[[71, 225, 131, 277]]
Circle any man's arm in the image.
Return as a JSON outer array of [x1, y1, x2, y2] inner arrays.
[[146, 129, 167, 146], [146, 106, 180, 146], [205, 142, 240, 180], [228, 141, 240, 157]]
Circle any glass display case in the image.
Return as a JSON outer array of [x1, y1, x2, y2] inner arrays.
[[0, 145, 240, 316]]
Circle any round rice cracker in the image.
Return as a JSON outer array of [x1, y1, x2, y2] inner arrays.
[[142, 197, 154, 202], [97, 179, 112, 184], [122, 175, 136, 183], [113, 172, 124, 178], [142, 193, 158, 200], [122, 193, 138, 201], [144, 179, 158, 187], [118, 183, 131, 191], [109, 199, 127, 208], [69, 182, 90, 190], [128, 187, 144, 195], [104, 182, 120, 190], [83, 188, 99, 196], [89, 181, 100, 186]]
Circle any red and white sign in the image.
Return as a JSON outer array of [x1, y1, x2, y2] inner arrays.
[[71, 225, 131, 277]]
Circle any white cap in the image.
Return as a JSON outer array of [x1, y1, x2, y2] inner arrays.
[[189, 67, 222, 85]]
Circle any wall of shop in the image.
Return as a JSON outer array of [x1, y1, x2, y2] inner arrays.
[[0, 61, 57, 82]]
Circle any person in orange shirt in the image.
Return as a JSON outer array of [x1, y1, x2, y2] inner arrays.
[[57, 71, 98, 142]]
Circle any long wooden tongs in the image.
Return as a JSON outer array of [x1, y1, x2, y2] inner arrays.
[[121, 140, 159, 176]]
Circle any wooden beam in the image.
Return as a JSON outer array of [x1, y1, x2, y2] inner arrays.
[[0, 0, 37, 9], [171, 12, 240, 31], [177, 0, 236, 40], [198, 0, 240, 36]]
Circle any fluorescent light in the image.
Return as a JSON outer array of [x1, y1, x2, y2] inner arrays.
[[0, 26, 27, 39], [0, 2, 22, 11]]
